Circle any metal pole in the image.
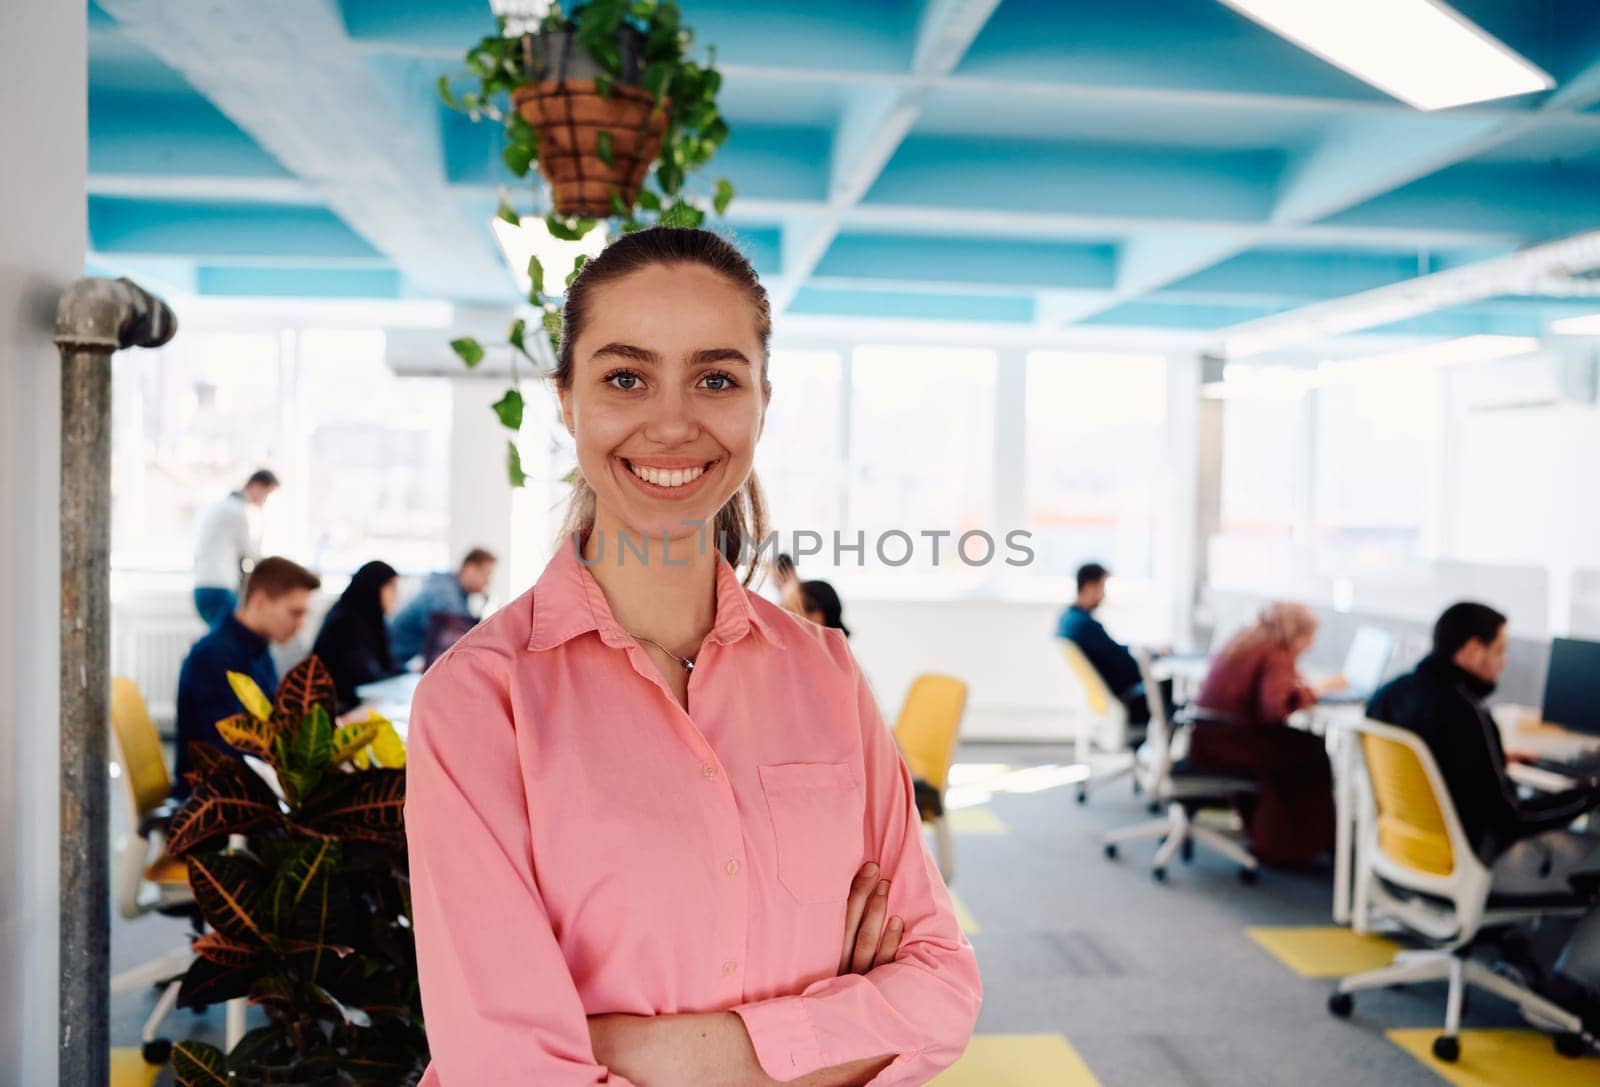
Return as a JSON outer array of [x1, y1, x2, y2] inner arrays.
[[54, 277, 175, 1087]]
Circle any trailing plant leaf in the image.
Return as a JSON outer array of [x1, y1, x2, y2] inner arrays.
[[450, 337, 485, 369], [507, 441, 529, 487], [215, 712, 276, 761], [227, 671, 274, 721], [172, 1041, 229, 1087], [713, 178, 735, 216], [508, 317, 532, 360], [596, 129, 615, 167], [492, 389, 525, 431], [565, 252, 591, 287], [495, 194, 521, 225], [504, 141, 535, 177], [527, 254, 546, 299]]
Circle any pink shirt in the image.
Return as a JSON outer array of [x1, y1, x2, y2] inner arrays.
[[405, 541, 981, 1085]]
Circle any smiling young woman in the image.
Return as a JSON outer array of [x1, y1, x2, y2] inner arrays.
[[404, 227, 982, 1087]]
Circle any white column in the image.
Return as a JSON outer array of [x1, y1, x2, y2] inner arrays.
[[1164, 353, 1221, 648], [449, 380, 519, 604], [0, 2, 81, 1082], [993, 348, 1028, 544]]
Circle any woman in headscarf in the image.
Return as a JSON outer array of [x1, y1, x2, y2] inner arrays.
[[311, 559, 402, 714], [1189, 602, 1345, 866]]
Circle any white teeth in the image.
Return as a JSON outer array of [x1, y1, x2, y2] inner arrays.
[[629, 462, 706, 488]]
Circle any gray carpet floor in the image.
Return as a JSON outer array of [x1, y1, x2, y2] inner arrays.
[[112, 741, 1593, 1085]]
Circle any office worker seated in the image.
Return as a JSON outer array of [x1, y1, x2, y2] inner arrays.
[[312, 560, 403, 715], [388, 547, 497, 667], [172, 556, 320, 798], [1189, 602, 1342, 866], [1057, 561, 1160, 724], [1368, 602, 1600, 898]]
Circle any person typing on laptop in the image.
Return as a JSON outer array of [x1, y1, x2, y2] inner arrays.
[[1367, 602, 1600, 897]]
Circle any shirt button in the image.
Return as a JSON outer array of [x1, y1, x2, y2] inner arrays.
[[725, 859, 741, 876], [722, 960, 738, 976], [702, 764, 717, 779]]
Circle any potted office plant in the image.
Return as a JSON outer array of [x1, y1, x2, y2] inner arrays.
[[441, 0, 735, 486], [164, 657, 423, 1087]]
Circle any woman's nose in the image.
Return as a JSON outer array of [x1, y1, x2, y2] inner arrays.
[[642, 386, 699, 443]]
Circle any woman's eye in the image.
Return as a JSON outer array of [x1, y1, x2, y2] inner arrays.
[[606, 371, 642, 391], [701, 372, 736, 391]]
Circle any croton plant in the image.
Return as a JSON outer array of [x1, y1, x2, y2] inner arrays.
[[165, 656, 424, 1086]]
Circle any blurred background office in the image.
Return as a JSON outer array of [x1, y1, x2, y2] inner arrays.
[[10, 0, 1600, 1085]]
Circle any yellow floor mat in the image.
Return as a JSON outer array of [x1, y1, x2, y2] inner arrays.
[[1388, 1028, 1597, 1086], [949, 890, 980, 935], [1246, 926, 1402, 978], [947, 806, 1009, 835], [110, 1048, 162, 1087], [931, 1033, 1102, 1086]]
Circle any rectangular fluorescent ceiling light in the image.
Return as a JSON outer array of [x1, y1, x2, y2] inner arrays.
[[1218, 0, 1553, 110], [1550, 313, 1600, 335], [491, 217, 608, 299]]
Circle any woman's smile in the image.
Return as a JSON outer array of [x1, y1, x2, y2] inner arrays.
[[617, 455, 722, 500]]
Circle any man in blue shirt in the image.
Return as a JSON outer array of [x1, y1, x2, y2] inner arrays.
[[388, 548, 496, 667], [1057, 561, 1157, 724], [173, 556, 320, 797]]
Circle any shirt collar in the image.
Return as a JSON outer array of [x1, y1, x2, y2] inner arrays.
[[527, 535, 782, 653], [221, 613, 269, 655]]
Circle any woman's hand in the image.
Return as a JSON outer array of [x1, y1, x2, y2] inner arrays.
[[839, 862, 903, 976]]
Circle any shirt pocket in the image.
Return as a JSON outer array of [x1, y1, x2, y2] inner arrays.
[[758, 762, 862, 905]]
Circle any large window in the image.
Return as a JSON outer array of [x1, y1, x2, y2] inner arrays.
[[111, 327, 452, 579], [844, 346, 996, 587], [754, 350, 845, 545], [1024, 351, 1167, 580], [1312, 367, 1437, 571]]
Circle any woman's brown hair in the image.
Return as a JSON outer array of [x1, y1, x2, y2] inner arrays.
[[552, 227, 772, 584]]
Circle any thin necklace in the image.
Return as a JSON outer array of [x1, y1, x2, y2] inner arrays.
[[628, 632, 696, 672]]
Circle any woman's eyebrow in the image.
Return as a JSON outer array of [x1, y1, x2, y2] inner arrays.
[[590, 343, 752, 368]]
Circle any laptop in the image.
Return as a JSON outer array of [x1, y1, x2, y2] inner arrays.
[[1318, 625, 1394, 705]]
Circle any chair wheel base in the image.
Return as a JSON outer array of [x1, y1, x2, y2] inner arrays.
[[1152, 867, 1167, 882], [142, 1039, 172, 1065], [1075, 789, 1087, 805], [1103, 842, 1118, 860], [1180, 838, 1195, 863], [1239, 867, 1259, 885], [1327, 992, 1352, 1018], [1432, 1035, 1459, 1062], [1554, 1032, 1588, 1058]]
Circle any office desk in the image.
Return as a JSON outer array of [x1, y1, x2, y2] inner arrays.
[[355, 671, 421, 736]]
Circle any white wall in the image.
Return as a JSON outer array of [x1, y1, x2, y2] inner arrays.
[[0, 1, 81, 1082]]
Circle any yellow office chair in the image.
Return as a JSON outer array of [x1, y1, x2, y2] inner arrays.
[[1328, 718, 1590, 1062], [1056, 639, 1136, 804], [109, 677, 196, 1063], [892, 674, 967, 884]]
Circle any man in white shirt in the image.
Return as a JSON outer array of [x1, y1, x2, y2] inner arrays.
[[193, 468, 278, 627]]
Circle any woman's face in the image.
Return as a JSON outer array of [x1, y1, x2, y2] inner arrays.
[[561, 263, 766, 549], [380, 578, 398, 615]]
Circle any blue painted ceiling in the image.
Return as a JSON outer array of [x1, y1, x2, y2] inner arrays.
[[86, 0, 1600, 338]]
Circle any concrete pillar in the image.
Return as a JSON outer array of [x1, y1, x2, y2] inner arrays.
[[1166, 353, 1224, 647], [0, 3, 84, 1084]]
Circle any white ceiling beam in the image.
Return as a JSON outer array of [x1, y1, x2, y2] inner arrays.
[[98, 0, 512, 303], [767, 0, 1004, 312]]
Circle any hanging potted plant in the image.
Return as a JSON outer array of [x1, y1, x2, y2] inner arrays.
[[440, 0, 735, 486]]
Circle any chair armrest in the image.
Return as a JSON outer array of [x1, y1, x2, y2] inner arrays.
[[137, 798, 183, 839]]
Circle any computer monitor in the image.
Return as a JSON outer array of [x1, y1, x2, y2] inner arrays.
[[1341, 625, 1393, 696], [1541, 637, 1600, 737]]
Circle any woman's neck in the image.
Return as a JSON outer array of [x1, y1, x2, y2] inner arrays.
[[582, 513, 720, 658]]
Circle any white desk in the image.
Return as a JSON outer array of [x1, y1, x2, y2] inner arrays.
[[355, 671, 421, 736]]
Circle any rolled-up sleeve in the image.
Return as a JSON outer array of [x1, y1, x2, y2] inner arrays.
[[734, 637, 982, 1083], [406, 647, 637, 1086]]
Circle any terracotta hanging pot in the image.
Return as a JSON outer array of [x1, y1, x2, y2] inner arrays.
[[513, 27, 671, 218]]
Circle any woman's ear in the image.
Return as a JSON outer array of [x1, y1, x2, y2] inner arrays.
[[557, 386, 576, 436]]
